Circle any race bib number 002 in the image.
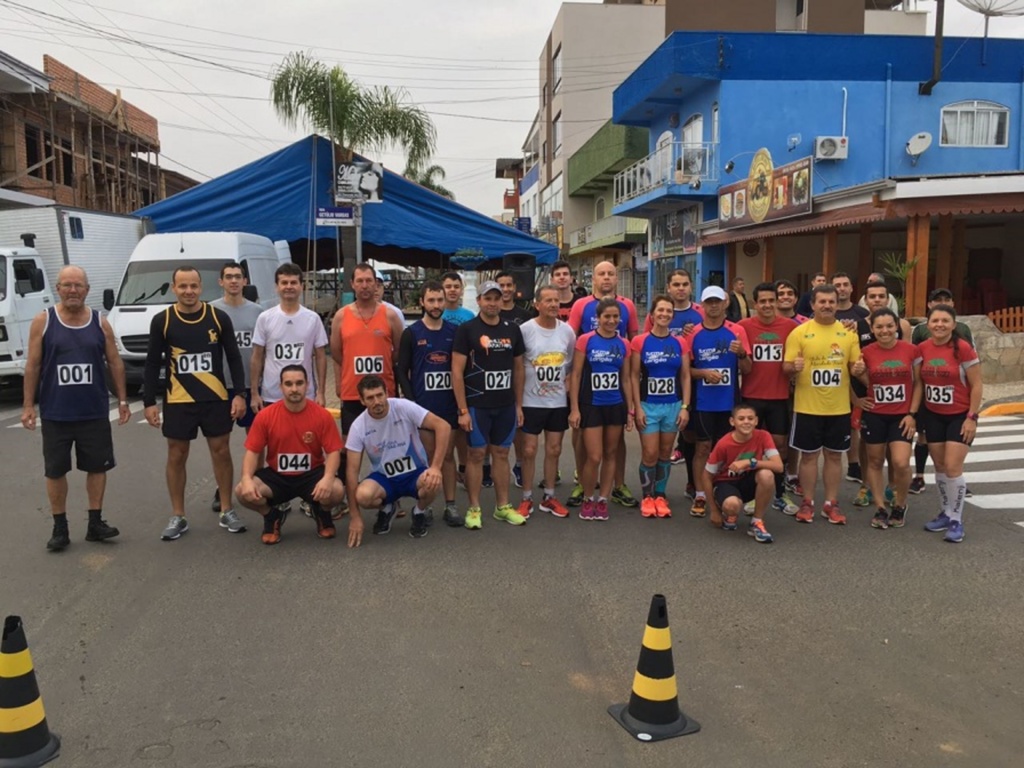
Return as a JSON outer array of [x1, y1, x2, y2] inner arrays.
[[811, 368, 842, 387], [873, 383, 906, 404], [704, 368, 731, 386], [177, 352, 212, 375], [57, 363, 93, 386], [648, 377, 675, 396], [925, 385, 954, 405], [752, 344, 783, 362], [277, 453, 311, 473], [484, 370, 511, 390], [591, 372, 619, 391], [535, 366, 561, 383], [354, 356, 385, 375], [383, 456, 415, 478], [273, 342, 304, 362]]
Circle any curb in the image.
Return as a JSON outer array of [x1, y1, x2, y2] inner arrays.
[[981, 401, 1024, 417]]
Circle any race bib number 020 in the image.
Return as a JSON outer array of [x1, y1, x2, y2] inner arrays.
[[484, 370, 511, 390], [273, 342, 304, 362], [425, 371, 451, 391], [384, 456, 415, 478], [354, 356, 385, 375], [873, 383, 906, 404], [177, 352, 213, 375], [57, 363, 93, 386], [752, 344, 783, 362], [277, 453, 311, 473], [925, 385, 954, 405], [648, 377, 675, 396], [591, 372, 619, 391], [811, 368, 842, 387]]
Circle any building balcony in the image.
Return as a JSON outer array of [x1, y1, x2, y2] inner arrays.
[[568, 215, 647, 256], [568, 120, 649, 198], [503, 189, 519, 210], [613, 141, 718, 214]]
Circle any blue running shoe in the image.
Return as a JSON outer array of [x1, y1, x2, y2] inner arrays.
[[943, 520, 964, 543], [512, 464, 523, 489], [924, 512, 951, 532]]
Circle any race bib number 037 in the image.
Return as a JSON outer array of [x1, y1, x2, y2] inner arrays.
[[277, 453, 311, 473], [273, 342, 304, 362], [57, 363, 93, 386]]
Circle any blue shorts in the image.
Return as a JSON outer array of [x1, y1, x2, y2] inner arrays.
[[468, 406, 517, 449], [366, 467, 426, 505], [232, 388, 256, 429], [640, 401, 682, 435]]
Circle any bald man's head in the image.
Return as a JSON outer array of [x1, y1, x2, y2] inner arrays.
[[57, 265, 88, 287], [593, 261, 617, 297]]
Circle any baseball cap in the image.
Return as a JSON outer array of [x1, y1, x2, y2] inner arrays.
[[479, 280, 502, 296], [701, 286, 727, 302], [928, 287, 953, 301], [374, 269, 385, 282]]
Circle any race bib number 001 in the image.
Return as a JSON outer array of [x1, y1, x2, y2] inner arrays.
[[811, 368, 842, 387], [752, 344, 783, 363], [704, 368, 731, 386], [277, 453, 311, 473], [648, 377, 675, 396], [425, 371, 451, 391], [485, 370, 511, 390], [873, 383, 906, 404], [383, 456, 415, 478], [354, 356, 385, 375], [591, 372, 619, 391], [57, 363, 93, 386], [177, 352, 212, 375], [273, 342, 304, 362], [925, 385, 954, 405]]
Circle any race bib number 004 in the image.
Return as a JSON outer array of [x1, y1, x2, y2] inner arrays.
[[425, 371, 451, 391], [873, 383, 906, 404], [383, 456, 415, 478], [648, 377, 675, 396], [485, 370, 511, 390], [354, 356, 385, 375], [753, 344, 783, 363], [704, 368, 731, 386], [811, 368, 842, 387], [591, 372, 619, 391], [273, 342, 304, 362], [57, 363, 93, 386], [277, 453, 311, 473], [177, 352, 212, 375], [925, 385, 954, 405]]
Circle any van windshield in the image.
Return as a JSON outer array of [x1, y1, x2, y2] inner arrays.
[[116, 260, 229, 305]]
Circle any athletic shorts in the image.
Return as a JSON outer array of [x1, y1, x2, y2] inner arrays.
[[232, 388, 256, 430], [580, 402, 627, 430], [919, 408, 973, 446], [163, 401, 233, 441], [366, 466, 426, 505], [41, 418, 115, 479], [692, 410, 732, 444], [254, 465, 327, 506], [745, 398, 791, 437], [640, 401, 682, 435], [713, 473, 758, 507], [861, 411, 912, 445], [341, 400, 366, 436], [789, 412, 851, 453], [521, 406, 569, 435], [468, 405, 517, 448]]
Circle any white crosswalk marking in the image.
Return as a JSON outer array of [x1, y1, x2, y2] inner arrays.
[[956, 416, 1024, 517]]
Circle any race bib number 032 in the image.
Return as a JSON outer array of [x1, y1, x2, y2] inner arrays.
[[177, 352, 213, 375], [591, 372, 619, 391], [57, 363, 93, 386], [277, 453, 311, 473]]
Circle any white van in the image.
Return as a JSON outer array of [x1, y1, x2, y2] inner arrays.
[[103, 232, 283, 389]]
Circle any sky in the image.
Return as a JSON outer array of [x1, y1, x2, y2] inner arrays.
[[2, 0, 1023, 217]]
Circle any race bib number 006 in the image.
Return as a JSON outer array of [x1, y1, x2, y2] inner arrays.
[[384, 456, 415, 478], [647, 377, 675, 396], [354, 356, 385, 375], [277, 453, 311, 473], [425, 371, 451, 391], [591, 372, 619, 391], [873, 383, 906, 404], [925, 385, 954, 405], [753, 344, 783, 362], [273, 342, 304, 362], [811, 368, 842, 387], [177, 352, 212, 375], [57, 363, 93, 386], [484, 370, 511, 390]]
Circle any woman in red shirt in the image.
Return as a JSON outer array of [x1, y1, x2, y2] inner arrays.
[[913, 305, 982, 544]]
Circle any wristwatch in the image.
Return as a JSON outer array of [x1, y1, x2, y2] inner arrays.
[[749, 458, 757, 470], [967, 412, 979, 422], [459, 408, 469, 416]]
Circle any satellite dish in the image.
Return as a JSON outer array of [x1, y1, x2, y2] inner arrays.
[[906, 132, 933, 157], [956, 1, 1024, 62]]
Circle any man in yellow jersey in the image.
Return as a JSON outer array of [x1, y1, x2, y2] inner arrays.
[[783, 283, 861, 526]]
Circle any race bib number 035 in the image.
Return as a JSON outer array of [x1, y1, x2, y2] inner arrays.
[[648, 377, 675, 396], [354, 356, 385, 375], [873, 383, 906, 404], [384, 456, 415, 478], [273, 342, 304, 362], [177, 352, 213, 375], [484, 370, 511, 390], [925, 385, 954, 405], [591, 372, 619, 391], [277, 453, 311, 473], [811, 368, 842, 387], [57, 363, 93, 386], [425, 371, 451, 391]]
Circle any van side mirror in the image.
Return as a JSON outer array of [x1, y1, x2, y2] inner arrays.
[[103, 288, 114, 311], [242, 285, 258, 302], [30, 269, 45, 293]]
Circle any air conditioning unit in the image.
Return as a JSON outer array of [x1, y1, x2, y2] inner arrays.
[[814, 136, 849, 161]]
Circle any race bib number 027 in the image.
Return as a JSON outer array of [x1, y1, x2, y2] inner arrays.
[[591, 372, 619, 391], [484, 370, 511, 390], [177, 352, 213, 374], [57, 363, 93, 386], [277, 453, 311, 473]]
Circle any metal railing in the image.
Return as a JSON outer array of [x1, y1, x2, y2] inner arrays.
[[569, 215, 645, 249], [613, 141, 718, 206]]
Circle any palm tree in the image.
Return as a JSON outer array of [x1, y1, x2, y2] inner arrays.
[[404, 163, 454, 200], [271, 51, 437, 280]]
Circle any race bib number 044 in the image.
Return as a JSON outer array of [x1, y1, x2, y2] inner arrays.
[[277, 453, 311, 473]]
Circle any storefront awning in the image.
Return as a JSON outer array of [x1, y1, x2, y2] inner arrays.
[[701, 202, 889, 246], [889, 193, 1024, 218]]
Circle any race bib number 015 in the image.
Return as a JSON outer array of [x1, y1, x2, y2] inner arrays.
[[753, 344, 783, 362], [425, 371, 451, 391], [277, 453, 311, 473], [648, 377, 675, 396], [873, 383, 906, 404], [354, 356, 385, 375], [811, 368, 842, 387], [384, 456, 415, 478], [925, 385, 954, 405], [591, 372, 619, 391], [177, 352, 213, 375], [704, 368, 731, 386], [57, 363, 93, 386], [485, 370, 511, 390], [273, 342, 304, 362]]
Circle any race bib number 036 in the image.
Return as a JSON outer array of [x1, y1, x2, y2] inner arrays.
[[277, 453, 311, 473], [273, 342, 304, 362], [648, 377, 675, 396], [57, 363, 93, 386], [485, 370, 511, 390], [925, 385, 954, 405], [811, 368, 842, 387], [425, 371, 451, 391], [753, 344, 783, 362], [177, 352, 212, 375], [873, 383, 906, 404], [354, 356, 385, 375], [704, 368, 731, 386], [384, 456, 415, 478], [591, 372, 619, 391]]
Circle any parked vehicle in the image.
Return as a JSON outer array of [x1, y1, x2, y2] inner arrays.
[[0, 237, 51, 384]]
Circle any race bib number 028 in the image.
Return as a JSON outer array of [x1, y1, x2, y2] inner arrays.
[[177, 352, 212, 375], [873, 383, 906, 404], [384, 456, 415, 478], [273, 342, 304, 362], [648, 377, 675, 396], [811, 368, 842, 387], [425, 371, 451, 391], [277, 453, 311, 473], [753, 344, 783, 362], [354, 356, 385, 375], [591, 372, 619, 391], [484, 370, 511, 390], [925, 385, 954, 405], [57, 363, 93, 386]]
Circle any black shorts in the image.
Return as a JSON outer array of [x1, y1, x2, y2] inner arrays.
[[41, 418, 115, 479], [580, 402, 627, 430], [254, 465, 327, 506], [919, 408, 972, 446], [341, 400, 365, 436], [861, 411, 912, 445], [789, 412, 851, 453], [692, 410, 732, 444], [713, 474, 757, 507], [232, 388, 256, 430], [521, 406, 569, 435], [162, 401, 233, 441], [745, 398, 791, 436]]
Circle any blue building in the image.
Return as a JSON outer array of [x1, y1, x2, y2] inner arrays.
[[612, 30, 1024, 317]]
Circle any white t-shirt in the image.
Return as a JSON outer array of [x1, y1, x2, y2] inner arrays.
[[520, 319, 576, 409], [346, 398, 430, 478], [253, 305, 329, 402]]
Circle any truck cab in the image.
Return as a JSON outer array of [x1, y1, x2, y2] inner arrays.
[[0, 245, 52, 383]]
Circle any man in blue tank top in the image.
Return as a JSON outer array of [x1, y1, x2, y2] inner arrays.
[[21, 266, 131, 551]]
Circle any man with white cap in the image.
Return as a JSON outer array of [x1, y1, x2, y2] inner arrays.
[[686, 285, 752, 521]]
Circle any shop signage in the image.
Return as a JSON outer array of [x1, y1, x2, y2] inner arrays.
[[718, 150, 811, 230]]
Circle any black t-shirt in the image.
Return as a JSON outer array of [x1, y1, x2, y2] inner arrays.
[[837, 305, 872, 398], [558, 294, 579, 322], [500, 306, 534, 326], [453, 315, 525, 408]]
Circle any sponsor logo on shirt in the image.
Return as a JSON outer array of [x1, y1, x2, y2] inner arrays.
[[303, 431, 314, 444], [479, 335, 513, 354]]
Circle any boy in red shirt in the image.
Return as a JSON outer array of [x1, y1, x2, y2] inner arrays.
[[704, 403, 784, 543]]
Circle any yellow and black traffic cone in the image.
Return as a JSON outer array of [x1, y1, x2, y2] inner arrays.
[[608, 594, 700, 742], [0, 616, 60, 767]]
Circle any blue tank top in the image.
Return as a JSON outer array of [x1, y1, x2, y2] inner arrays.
[[689, 324, 742, 413], [634, 333, 685, 404], [578, 331, 629, 407], [38, 307, 109, 421], [407, 320, 457, 419]]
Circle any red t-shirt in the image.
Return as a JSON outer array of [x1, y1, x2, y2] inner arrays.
[[245, 400, 342, 475], [705, 429, 779, 484], [917, 337, 979, 415], [860, 341, 920, 416], [738, 315, 797, 400]]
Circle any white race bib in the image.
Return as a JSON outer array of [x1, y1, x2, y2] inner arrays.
[[56, 363, 93, 386], [811, 368, 842, 388], [647, 377, 675, 396], [177, 352, 212, 375], [383, 456, 415, 478], [354, 355, 385, 375], [535, 366, 562, 383], [235, 330, 253, 349], [424, 371, 451, 391], [273, 342, 304, 362], [752, 344, 783, 362], [925, 385, 954, 405], [485, 370, 511, 390], [704, 368, 731, 386], [277, 453, 311, 474], [873, 383, 906, 404], [591, 372, 619, 391]]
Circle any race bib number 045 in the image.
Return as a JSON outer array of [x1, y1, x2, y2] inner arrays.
[[57, 363, 93, 386], [235, 331, 253, 349]]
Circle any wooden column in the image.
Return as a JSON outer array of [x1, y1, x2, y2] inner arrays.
[[935, 214, 953, 290], [905, 215, 931, 318], [857, 223, 873, 288], [950, 219, 968, 295], [762, 238, 774, 282], [822, 229, 838, 279], [727, 241, 737, 285]]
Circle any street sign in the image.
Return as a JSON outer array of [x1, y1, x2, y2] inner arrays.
[[316, 206, 356, 227], [336, 160, 384, 203], [514, 216, 532, 234]]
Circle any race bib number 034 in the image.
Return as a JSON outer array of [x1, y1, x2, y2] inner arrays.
[[277, 453, 311, 473], [485, 370, 511, 390], [873, 383, 906, 404], [57, 363, 93, 386], [591, 372, 619, 391], [811, 368, 842, 387], [177, 352, 213, 375], [925, 385, 954, 405]]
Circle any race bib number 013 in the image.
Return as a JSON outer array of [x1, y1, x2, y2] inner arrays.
[[925, 385, 954, 405], [811, 368, 842, 387], [591, 372, 619, 391], [354, 356, 385, 375], [57, 363, 93, 386], [277, 453, 311, 473], [425, 371, 451, 391], [704, 368, 731, 386], [873, 383, 906, 404], [383, 456, 415, 478], [484, 370, 511, 390], [752, 344, 783, 362], [177, 352, 213, 375], [648, 377, 675, 396], [273, 342, 304, 362]]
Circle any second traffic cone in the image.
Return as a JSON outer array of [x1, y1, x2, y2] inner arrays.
[[608, 594, 700, 742], [0, 616, 60, 767]]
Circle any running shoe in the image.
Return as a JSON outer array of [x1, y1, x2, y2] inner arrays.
[[889, 504, 907, 528], [748, 518, 774, 543], [261, 509, 283, 546], [795, 500, 814, 523], [512, 464, 523, 489], [924, 512, 951, 532], [784, 476, 800, 494], [871, 508, 890, 530], [772, 496, 799, 515], [845, 464, 862, 482], [943, 520, 965, 543], [373, 504, 397, 535], [852, 486, 873, 507], [410, 513, 429, 539], [689, 496, 707, 518], [684, 483, 696, 500], [821, 502, 846, 525], [300, 500, 313, 518], [211, 489, 221, 513], [654, 496, 672, 519], [611, 484, 639, 508], [271, 501, 293, 516], [494, 504, 526, 526], [313, 503, 336, 539], [722, 515, 738, 531], [540, 495, 569, 518], [464, 507, 483, 530], [218, 509, 246, 534], [670, 449, 685, 465], [579, 500, 596, 521], [641, 497, 657, 518], [964, 486, 973, 498], [909, 476, 925, 495], [443, 504, 464, 527], [85, 518, 120, 542], [743, 499, 756, 516], [331, 501, 348, 520], [482, 464, 494, 488], [567, 483, 585, 507], [537, 470, 562, 488], [47, 524, 70, 551], [593, 500, 609, 521], [161, 515, 189, 541], [884, 486, 895, 506], [517, 499, 533, 521]]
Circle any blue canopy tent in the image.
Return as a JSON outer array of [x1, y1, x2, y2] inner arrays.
[[135, 135, 557, 270]]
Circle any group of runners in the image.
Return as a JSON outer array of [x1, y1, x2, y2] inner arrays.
[[22, 257, 982, 552]]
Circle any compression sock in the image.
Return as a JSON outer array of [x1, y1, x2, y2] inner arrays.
[[683, 440, 696, 485], [935, 472, 950, 516], [948, 476, 966, 522], [775, 472, 785, 499], [654, 460, 671, 496], [87, 509, 102, 524], [639, 464, 655, 499], [914, 443, 929, 475]]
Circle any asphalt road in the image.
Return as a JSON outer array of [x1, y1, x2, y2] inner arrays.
[[2, 389, 1022, 768]]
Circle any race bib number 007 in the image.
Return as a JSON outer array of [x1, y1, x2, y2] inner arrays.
[[811, 368, 842, 387], [485, 370, 511, 390], [873, 384, 906, 404], [591, 372, 619, 391], [648, 377, 675, 396], [384, 456, 415, 478], [425, 371, 451, 391], [177, 352, 212, 375], [925, 385, 954, 405], [57, 363, 93, 386], [277, 453, 311, 473]]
